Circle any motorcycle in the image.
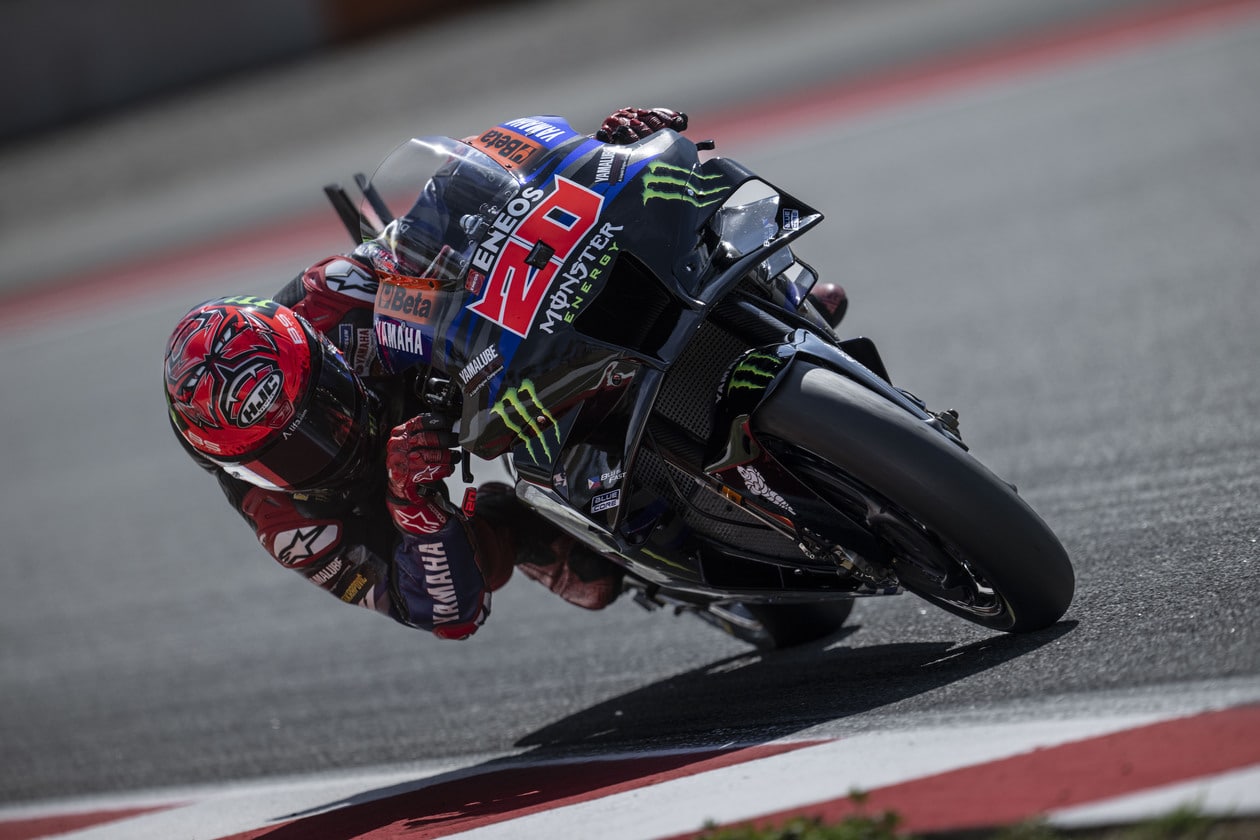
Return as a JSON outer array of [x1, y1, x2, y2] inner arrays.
[[321, 115, 1074, 648]]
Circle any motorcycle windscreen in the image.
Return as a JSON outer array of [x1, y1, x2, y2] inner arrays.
[[358, 136, 523, 285]]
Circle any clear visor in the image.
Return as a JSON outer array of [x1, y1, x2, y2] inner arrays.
[[358, 137, 523, 284]]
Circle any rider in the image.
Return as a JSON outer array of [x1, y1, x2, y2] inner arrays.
[[164, 107, 848, 641], [163, 108, 692, 640]]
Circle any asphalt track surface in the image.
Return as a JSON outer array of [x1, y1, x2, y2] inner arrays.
[[1, 0, 1258, 823]]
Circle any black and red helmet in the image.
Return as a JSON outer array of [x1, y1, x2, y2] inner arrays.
[[163, 296, 377, 492]]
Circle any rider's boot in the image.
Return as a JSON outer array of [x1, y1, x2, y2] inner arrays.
[[472, 483, 624, 610]]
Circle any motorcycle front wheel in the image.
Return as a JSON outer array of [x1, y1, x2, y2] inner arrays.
[[752, 363, 1074, 632]]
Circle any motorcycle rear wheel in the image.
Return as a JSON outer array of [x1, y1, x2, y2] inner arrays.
[[753, 363, 1074, 632]]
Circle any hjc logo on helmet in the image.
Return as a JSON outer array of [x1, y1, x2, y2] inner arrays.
[[225, 361, 285, 428]]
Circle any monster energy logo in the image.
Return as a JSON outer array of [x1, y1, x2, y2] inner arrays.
[[221, 295, 276, 308], [491, 379, 561, 462], [641, 161, 730, 207], [728, 351, 784, 394]]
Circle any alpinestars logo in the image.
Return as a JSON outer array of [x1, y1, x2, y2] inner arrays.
[[322, 259, 378, 302], [393, 502, 448, 535], [641, 161, 730, 207], [491, 379, 560, 463], [272, 523, 339, 567]]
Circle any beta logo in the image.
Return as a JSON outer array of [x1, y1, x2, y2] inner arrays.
[[376, 283, 435, 325], [468, 177, 604, 337]]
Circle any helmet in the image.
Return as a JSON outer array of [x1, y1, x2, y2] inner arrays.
[[163, 296, 377, 492]]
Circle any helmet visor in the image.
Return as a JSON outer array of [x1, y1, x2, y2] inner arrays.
[[222, 328, 375, 492]]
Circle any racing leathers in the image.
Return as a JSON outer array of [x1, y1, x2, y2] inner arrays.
[[189, 254, 622, 640]]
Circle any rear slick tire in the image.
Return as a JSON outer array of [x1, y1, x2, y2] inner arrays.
[[752, 363, 1074, 632]]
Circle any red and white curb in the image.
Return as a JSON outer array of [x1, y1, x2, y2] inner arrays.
[[2, 701, 1257, 840]]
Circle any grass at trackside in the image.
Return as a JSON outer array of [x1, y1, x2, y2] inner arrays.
[[696, 805, 1258, 840]]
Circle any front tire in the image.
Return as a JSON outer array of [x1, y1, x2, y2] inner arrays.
[[753, 363, 1074, 632]]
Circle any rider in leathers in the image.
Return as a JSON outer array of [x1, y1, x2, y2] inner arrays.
[[163, 109, 690, 640]]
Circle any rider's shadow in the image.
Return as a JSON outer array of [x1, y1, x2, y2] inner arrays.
[[248, 622, 1075, 839]]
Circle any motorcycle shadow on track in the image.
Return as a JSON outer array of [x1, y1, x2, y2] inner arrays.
[[251, 622, 1075, 840], [517, 619, 1078, 751]]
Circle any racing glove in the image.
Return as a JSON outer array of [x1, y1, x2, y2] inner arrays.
[[385, 413, 507, 640], [595, 107, 689, 144], [385, 412, 458, 534]]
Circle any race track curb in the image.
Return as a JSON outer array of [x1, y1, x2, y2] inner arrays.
[[2, 701, 1256, 840]]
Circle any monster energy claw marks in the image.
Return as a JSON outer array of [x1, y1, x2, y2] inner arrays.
[[490, 379, 561, 463], [727, 351, 784, 395], [641, 162, 730, 207]]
